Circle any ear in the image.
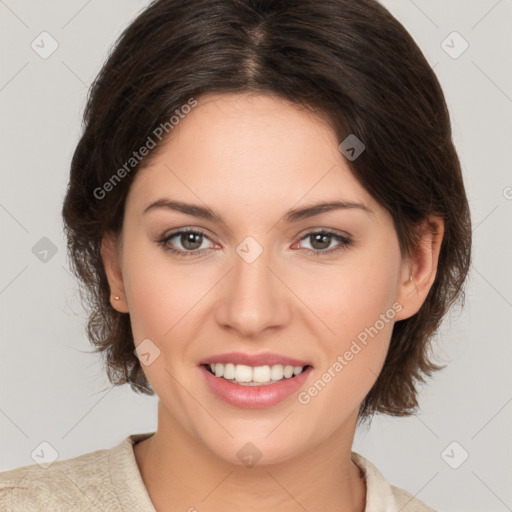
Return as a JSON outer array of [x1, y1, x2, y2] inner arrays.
[[394, 215, 444, 321], [101, 231, 129, 313]]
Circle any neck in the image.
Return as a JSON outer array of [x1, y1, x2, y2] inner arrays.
[[134, 402, 366, 512]]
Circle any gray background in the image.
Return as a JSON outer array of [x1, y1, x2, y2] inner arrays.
[[1, 1, 511, 510]]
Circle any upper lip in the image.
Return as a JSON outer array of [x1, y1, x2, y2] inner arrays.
[[199, 352, 312, 368]]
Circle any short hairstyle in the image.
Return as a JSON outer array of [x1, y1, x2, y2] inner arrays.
[[62, 0, 472, 423]]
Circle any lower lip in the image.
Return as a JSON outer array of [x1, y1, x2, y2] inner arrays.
[[199, 365, 313, 409]]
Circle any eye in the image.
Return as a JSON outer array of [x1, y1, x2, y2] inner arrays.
[[296, 230, 352, 256], [158, 228, 352, 258], [158, 228, 215, 257]]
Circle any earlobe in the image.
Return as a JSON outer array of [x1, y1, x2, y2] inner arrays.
[[394, 216, 444, 321], [101, 231, 129, 313]]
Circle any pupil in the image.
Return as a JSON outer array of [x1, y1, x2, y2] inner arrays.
[[311, 233, 330, 250], [182, 233, 202, 250]]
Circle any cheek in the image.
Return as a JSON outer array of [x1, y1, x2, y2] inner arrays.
[[123, 256, 169, 342], [121, 237, 216, 384], [122, 259, 190, 395], [302, 239, 401, 342], [121, 233, 196, 337], [297, 237, 401, 406], [120, 241, 182, 367]]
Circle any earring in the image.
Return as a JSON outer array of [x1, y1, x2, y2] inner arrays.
[[114, 296, 120, 301], [409, 275, 413, 282]]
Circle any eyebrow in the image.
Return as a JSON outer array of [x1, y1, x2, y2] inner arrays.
[[143, 198, 373, 224]]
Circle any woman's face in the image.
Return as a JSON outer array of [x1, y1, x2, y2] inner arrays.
[[105, 92, 421, 465]]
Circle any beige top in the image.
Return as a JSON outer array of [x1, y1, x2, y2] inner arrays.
[[0, 432, 435, 511]]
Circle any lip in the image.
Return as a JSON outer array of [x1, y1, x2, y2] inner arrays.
[[199, 364, 313, 409], [198, 351, 311, 368]]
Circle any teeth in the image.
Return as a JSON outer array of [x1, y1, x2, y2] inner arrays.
[[253, 365, 271, 382], [208, 363, 306, 385], [235, 364, 253, 383]]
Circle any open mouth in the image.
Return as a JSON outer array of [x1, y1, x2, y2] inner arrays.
[[202, 363, 313, 386]]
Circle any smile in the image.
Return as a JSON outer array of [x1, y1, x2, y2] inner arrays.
[[200, 364, 313, 408], [205, 363, 310, 385]]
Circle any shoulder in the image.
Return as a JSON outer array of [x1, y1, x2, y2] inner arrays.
[[389, 484, 437, 512], [0, 442, 119, 511], [351, 451, 437, 512]]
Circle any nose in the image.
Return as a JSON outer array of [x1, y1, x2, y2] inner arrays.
[[214, 243, 292, 337]]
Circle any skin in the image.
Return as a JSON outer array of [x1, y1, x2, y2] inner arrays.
[[101, 92, 444, 512]]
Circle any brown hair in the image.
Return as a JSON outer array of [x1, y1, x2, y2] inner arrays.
[[62, 0, 472, 423]]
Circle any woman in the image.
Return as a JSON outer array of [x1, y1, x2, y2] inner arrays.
[[0, 0, 471, 510]]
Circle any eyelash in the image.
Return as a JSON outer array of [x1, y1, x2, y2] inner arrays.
[[157, 228, 352, 258]]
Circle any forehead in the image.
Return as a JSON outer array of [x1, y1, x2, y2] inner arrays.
[[127, 92, 375, 216]]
